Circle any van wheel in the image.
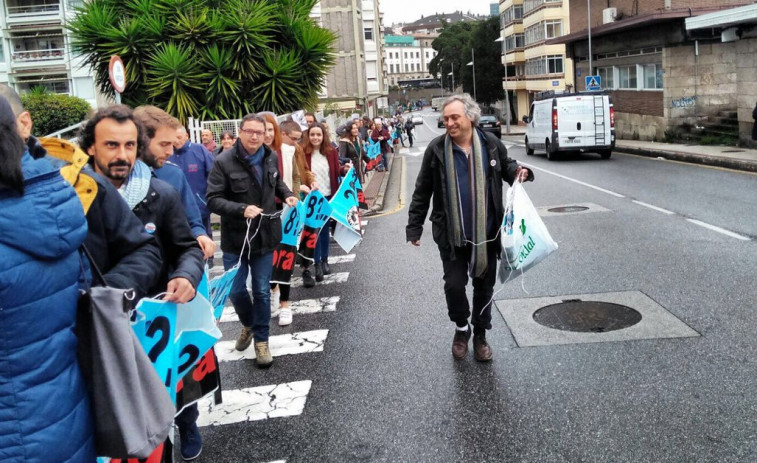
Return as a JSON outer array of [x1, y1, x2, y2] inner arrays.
[[525, 137, 534, 155], [545, 140, 558, 161], [599, 149, 612, 159]]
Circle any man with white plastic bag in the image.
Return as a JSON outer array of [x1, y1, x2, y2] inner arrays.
[[407, 94, 534, 362], [500, 181, 558, 283]]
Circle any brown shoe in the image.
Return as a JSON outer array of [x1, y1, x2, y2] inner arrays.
[[235, 326, 253, 351], [254, 341, 273, 369], [473, 333, 493, 362], [451, 325, 472, 360]]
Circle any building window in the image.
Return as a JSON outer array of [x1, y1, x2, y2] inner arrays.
[[597, 67, 614, 89], [503, 5, 523, 24], [642, 63, 663, 89], [618, 65, 637, 89], [0, 41, 4, 63], [364, 28, 374, 41], [404, 52, 408, 59], [366, 61, 377, 79], [524, 23, 545, 45], [547, 55, 563, 74], [505, 33, 524, 51], [545, 20, 562, 39]]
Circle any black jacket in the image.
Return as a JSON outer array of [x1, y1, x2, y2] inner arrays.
[[406, 129, 533, 261], [131, 176, 204, 296], [206, 140, 294, 255]]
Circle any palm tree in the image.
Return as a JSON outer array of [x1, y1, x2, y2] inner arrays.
[[68, 0, 336, 123]]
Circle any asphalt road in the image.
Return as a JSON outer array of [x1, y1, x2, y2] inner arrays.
[[197, 107, 757, 463]]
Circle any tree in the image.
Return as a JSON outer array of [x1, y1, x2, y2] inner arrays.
[[21, 88, 92, 137], [68, 0, 336, 123], [429, 18, 505, 106]]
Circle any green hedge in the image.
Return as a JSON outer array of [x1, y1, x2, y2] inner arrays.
[[21, 92, 92, 137]]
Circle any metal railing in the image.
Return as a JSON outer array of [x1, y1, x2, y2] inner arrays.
[[6, 2, 60, 16], [11, 48, 66, 63]]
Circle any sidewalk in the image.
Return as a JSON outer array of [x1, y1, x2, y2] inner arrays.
[[501, 126, 757, 173]]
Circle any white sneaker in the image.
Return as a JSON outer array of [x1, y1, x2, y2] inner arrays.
[[270, 289, 281, 317], [278, 308, 292, 326]]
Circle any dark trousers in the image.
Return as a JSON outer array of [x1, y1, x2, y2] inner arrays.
[[442, 243, 498, 333], [175, 403, 199, 430]]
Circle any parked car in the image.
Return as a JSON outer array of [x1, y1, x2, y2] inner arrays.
[[478, 115, 502, 139], [523, 92, 615, 160], [411, 115, 423, 125], [438, 116, 445, 128]]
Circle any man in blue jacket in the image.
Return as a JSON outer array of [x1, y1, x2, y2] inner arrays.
[[171, 126, 215, 237]]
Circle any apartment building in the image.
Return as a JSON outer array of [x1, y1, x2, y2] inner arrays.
[[498, 0, 574, 121], [0, 0, 98, 108], [384, 35, 438, 87], [551, 0, 753, 141], [311, 0, 388, 117]]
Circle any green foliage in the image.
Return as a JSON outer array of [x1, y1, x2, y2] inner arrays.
[[21, 91, 92, 137], [68, 0, 336, 123], [430, 17, 505, 106]]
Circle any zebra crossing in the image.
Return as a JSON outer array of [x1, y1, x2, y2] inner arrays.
[[197, 219, 369, 455]]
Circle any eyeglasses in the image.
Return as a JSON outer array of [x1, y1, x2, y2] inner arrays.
[[240, 128, 265, 137]]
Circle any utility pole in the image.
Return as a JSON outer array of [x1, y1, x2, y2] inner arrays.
[[588, 0, 593, 77], [467, 48, 477, 101], [496, 36, 511, 134], [448, 62, 455, 93]]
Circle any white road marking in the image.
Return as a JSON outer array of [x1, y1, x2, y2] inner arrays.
[[632, 200, 675, 215], [328, 254, 355, 264], [216, 329, 329, 362], [220, 297, 339, 323], [686, 219, 751, 241], [518, 162, 626, 198], [196, 381, 311, 427], [290, 271, 349, 288]]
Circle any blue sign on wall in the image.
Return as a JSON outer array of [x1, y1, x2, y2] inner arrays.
[[552, 80, 559, 87], [585, 75, 601, 91]]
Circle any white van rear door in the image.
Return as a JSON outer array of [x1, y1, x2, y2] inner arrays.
[[592, 95, 610, 147], [557, 97, 595, 148]]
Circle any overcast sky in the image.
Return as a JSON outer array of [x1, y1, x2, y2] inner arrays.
[[380, 0, 494, 27]]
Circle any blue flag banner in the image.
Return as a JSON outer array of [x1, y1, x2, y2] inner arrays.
[[209, 265, 239, 320], [132, 293, 221, 403], [328, 166, 363, 252], [365, 139, 381, 160], [298, 190, 333, 262], [280, 202, 305, 247]]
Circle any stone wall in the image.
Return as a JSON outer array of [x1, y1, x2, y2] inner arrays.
[[615, 113, 667, 141], [735, 38, 757, 144]]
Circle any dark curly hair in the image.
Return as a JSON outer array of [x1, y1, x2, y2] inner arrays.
[[79, 104, 148, 158]]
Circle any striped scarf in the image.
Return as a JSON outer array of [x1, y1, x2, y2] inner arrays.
[[444, 132, 488, 278], [117, 159, 151, 210]]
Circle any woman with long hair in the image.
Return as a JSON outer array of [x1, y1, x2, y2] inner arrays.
[[299, 123, 349, 285], [213, 130, 236, 156], [0, 95, 95, 461], [337, 121, 368, 185]]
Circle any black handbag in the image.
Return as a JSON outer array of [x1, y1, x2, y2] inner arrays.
[[77, 245, 176, 459]]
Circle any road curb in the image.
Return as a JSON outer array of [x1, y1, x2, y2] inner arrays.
[[614, 146, 757, 173], [370, 152, 396, 212]]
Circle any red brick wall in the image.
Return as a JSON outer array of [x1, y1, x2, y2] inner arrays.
[[611, 90, 663, 117]]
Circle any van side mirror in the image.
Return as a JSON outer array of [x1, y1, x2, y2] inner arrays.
[[522, 115, 530, 123]]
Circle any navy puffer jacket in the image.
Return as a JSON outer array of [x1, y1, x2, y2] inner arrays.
[[0, 154, 95, 462]]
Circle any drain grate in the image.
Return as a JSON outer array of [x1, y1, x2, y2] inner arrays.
[[547, 206, 590, 213], [533, 300, 642, 333], [721, 150, 745, 153]]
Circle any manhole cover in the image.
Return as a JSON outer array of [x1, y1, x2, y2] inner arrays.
[[547, 206, 590, 213], [533, 300, 642, 333]]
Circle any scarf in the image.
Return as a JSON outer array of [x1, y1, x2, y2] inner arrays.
[[444, 132, 488, 278], [117, 159, 152, 210], [245, 146, 265, 185]]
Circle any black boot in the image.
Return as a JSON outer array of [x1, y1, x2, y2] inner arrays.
[[302, 267, 315, 288], [314, 262, 324, 282], [322, 260, 331, 275]]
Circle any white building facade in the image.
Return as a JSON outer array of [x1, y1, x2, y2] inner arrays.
[[0, 0, 99, 107], [384, 35, 438, 87]]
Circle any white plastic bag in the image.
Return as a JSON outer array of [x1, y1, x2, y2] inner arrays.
[[499, 181, 558, 283]]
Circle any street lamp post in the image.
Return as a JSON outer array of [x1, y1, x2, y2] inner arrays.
[[495, 35, 511, 134], [588, 0, 593, 77], [448, 61, 455, 93], [467, 48, 476, 101]]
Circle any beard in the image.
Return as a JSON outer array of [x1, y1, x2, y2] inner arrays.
[[96, 158, 132, 181]]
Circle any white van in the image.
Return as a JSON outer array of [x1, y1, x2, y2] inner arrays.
[[523, 92, 615, 160], [431, 97, 445, 112]]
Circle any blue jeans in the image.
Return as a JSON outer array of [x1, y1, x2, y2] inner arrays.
[[223, 251, 273, 342], [314, 221, 331, 264]]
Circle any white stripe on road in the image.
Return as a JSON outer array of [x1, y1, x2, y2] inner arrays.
[[518, 162, 626, 198], [686, 219, 751, 241], [328, 254, 355, 264], [196, 381, 311, 427], [290, 271, 349, 288], [632, 200, 675, 215], [220, 297, 339, 323], [216, 329, 329, 362]]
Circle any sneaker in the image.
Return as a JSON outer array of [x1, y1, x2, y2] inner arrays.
[[473, 333, 493, 362], [315, 262, 324, 282], [179, 422, 203, 461], [254, 341, 273, 368], [235, 326, 253, 351], [322, 261, 331, 275], [278, 307, 292, 326], [271, 288, 281, 317], [451, 325, 472, 360], [302, 268, 315, 288]]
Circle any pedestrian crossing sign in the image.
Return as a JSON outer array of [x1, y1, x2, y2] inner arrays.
[[585, 75, 601, 91]]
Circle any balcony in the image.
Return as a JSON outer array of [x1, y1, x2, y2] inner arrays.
[[11, 48, 66, 65], [5, 0, 62, 24]]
